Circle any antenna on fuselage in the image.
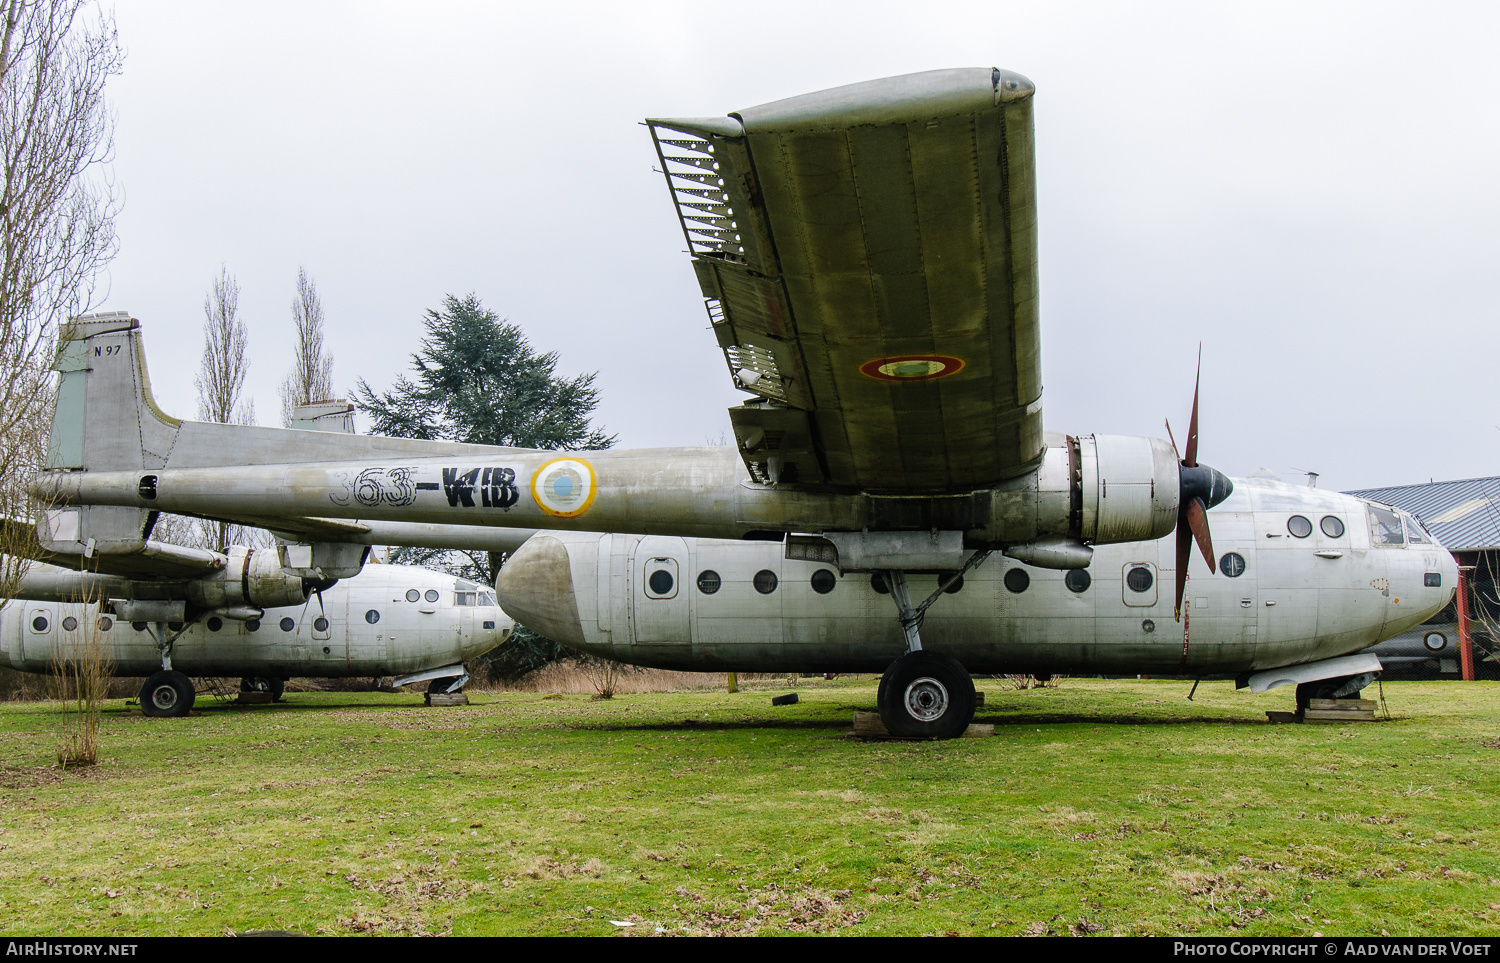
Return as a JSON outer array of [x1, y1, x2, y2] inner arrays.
[[1293, 468, 1320, 488]]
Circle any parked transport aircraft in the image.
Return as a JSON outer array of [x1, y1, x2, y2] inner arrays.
[[495, 480, 1454, 694], [0, 558, 513, 717], [30, 68, 1454, 737]]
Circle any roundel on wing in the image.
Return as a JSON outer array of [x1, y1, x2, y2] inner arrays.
[[531, 457, 598, 518], [859, 354, 965, 382]]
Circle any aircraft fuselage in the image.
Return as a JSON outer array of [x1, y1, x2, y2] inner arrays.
[[495, 479, 1455, 676], [0, 564, 511, 679]]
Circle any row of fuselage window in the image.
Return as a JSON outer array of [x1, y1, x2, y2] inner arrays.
[[650, 553, 1255, 602], [26, 585, 498, 636]]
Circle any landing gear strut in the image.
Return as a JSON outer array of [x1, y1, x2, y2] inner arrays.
[[874, 553, 989, 740]]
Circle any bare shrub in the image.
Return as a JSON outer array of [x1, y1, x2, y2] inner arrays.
[[583, 656, 623, 700], [52, 600, 110, 767], [999, 674, 1065, 690], [471, 661, 784, 696]]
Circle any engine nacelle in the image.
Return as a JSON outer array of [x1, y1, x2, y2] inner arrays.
[[1074, 434, 1181, 544], [988, 434, 1179, 551], [185, 547, 310, 611]]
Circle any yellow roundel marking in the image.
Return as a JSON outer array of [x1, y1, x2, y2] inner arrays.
[[531, 457, 598, 518], [859, 354, 965, 382]]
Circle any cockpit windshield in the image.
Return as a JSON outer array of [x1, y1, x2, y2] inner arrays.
[[1402, 512, 1433, 545], [451, 579, 497, 607], [1368, 506, 1405, 546]]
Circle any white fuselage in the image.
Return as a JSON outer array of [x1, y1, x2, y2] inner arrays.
[[496, 479, 1456, 675], [0, 564, 512, 678]]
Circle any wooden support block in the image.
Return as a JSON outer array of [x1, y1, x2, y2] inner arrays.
[[851, 711, 993, 739], [1309, 698, 1376, 710], [1265, 711, 1299, 724], [236, 692, 273, 705], [853, 711, 888, 737], [1302, 708, 1376, 722], [425, 692, 469, 707]]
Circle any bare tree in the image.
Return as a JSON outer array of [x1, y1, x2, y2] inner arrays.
[[0, 1, 122, 604], [278, 266, 333, 426], [193, 266, 256, 552], [196, 266, 254, 426]]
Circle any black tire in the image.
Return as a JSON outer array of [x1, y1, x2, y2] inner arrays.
[[877, 651, 976, 739], [1295, 678, 1344, 709], [427, 677, 459, 695], [240, 676, 285, 701], [139, 671, 195, 718]]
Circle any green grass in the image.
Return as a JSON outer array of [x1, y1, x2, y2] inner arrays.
[[2, 677, 1498, 936]]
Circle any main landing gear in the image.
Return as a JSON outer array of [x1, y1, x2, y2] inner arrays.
[[874, 555, 989, 740], [138, 622, 194, 718]]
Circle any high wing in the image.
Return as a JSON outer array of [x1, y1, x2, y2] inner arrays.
[[648, 68, 1042, 493]]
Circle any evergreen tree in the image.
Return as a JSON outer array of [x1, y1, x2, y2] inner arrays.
[[355, 293, 615, 450], [354, 294, 614, 678]]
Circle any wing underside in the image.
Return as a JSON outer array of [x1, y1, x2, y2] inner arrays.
[[649, 67, 1044, 494]]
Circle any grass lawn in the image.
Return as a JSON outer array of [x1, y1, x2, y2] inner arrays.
[[1, 676, 1497, 936]]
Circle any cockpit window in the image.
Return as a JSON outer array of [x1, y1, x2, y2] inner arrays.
[[479, 592, 496, 606], [1403, 513, 1433, 545], [453, 580, 481, 606], [1368, 506, 1405, 546]]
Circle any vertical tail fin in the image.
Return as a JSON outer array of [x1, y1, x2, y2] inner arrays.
[[40, 312, 180, 556]]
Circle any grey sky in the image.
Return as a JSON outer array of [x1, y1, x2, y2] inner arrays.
[[99, 1, 1500, 494]]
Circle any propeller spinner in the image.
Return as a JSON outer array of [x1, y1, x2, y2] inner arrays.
[[1166, 358, 1233, 621]]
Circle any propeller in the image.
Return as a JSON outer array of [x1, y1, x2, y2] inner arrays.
[[1166, 352, 1234, 622], [300, 577, 339, 627]]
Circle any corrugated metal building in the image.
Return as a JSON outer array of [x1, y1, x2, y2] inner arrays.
[[1347, 477, 1500, 679]]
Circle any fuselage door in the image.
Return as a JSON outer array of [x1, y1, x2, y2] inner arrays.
[[632, 536, 689, 644]]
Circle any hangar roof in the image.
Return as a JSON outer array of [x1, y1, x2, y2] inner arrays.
[[1346, 477, 1500, 553]]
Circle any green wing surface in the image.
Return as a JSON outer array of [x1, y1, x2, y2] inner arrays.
[[649, 67, 1043, 494]]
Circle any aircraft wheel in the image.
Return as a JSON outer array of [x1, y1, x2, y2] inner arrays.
[[878, 651, 975, 739], [1296, 674, 1372, 708], [427, 677, 460, 695], [139, 671, 195, 718], [240, 677, 285, 701]]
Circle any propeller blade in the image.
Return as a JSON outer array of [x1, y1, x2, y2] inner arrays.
[[1165, 418, 1180, 460], [1174, 513, 1192, 621], [1184, 351, 1201, 469], [1186, 497, 1216, 573]]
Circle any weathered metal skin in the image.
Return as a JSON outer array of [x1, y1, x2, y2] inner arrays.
[[37, 431, 1180, 555], [495, 480, 1456, 677], [0, 564, 511, 678]]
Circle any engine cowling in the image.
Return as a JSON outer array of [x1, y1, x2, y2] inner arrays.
[[185, 547, 310, 611], [988, 434, 1181, 552], [1074, 434, 1181, 544]]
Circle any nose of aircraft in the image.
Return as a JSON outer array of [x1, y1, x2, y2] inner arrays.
[[493, 535, 586, 646], [1439, 548, 1460, 612], [465, 606, 516, 660]]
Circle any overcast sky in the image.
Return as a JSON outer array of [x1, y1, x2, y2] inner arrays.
[[98, 1, 1500, 494]]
